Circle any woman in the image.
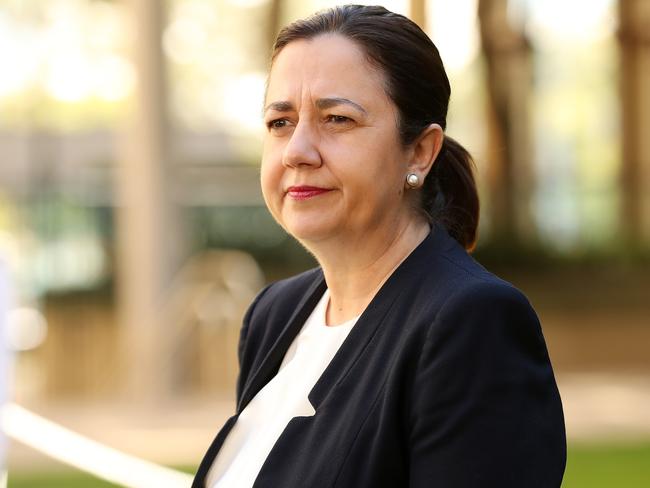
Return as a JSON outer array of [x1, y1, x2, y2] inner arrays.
[[193, 5, 566, 487]]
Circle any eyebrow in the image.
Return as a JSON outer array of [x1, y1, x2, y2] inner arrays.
[[264, 100, 293, 113], [315, 97, 368, 115], [263, 97, 368, 116]]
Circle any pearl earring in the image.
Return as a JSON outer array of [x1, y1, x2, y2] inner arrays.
[[406, 173, 420, 188]]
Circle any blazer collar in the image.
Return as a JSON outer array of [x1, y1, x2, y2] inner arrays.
[[238, 224, 454, 412]]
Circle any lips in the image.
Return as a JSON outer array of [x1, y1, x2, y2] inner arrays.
[[286, 185, 333, 200]]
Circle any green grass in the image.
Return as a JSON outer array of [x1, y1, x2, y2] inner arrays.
[[7, 466, 197, 488], [7, 471, 121, 488], [7, 444, 650, 487], [563, 443, 650, 487]]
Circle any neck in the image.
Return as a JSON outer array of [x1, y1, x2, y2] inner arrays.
[[303, 217, 430, 326]]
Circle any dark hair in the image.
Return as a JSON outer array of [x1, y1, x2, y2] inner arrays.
[[272, 5, 479, 250]]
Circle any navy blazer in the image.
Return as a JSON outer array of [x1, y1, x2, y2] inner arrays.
[[193, 226, 566, 487]]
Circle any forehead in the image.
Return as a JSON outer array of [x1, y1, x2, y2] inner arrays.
[[266, 34, 391, 108]]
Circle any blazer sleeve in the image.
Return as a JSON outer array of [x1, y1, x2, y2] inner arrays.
[[408, 281, 566, 487]]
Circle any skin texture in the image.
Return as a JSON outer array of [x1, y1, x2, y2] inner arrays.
[[261, 34, 443, 325]]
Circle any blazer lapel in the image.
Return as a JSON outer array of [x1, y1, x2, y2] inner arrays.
[[237, 270, 327, 412]]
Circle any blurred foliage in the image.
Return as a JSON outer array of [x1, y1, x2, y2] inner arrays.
[[188, 206, 317, 281]]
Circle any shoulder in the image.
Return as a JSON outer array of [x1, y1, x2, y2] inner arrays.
[[408, 231, 545, 355], [440, 273, 535, 323], [420, 262, 548, 368], [440, 242, 537, 325], [410, 229, 535, 318]]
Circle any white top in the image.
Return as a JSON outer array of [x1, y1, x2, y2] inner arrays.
[[206, 289, 358, 488]]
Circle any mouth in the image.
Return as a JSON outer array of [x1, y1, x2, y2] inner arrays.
[[286, 185, 333, 200]]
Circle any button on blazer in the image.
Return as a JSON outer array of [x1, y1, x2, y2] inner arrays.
[[193, 225, 567, 487]]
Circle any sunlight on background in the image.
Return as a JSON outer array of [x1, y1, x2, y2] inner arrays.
[[428, 0, 479, 74], [3, 0, 131, 103], [221, 73, 267, 132], [226, 0, 270, 7], [5, 308, 46, 352], [0, 12, 34, 98], [527, 0, 616, 42], [0, 0, 131, 129]]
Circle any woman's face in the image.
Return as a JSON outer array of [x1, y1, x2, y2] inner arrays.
[[261, 34, 414, 245]]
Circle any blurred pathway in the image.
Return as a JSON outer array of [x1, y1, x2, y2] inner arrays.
[[557, 372, 650, 443]]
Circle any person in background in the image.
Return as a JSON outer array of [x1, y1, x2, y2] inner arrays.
[[193, 5, 566, 487]]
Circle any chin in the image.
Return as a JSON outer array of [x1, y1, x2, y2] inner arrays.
[[284, 219, 338, 244]]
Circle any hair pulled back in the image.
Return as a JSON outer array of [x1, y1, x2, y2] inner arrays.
[[272, 5, 479, 250]]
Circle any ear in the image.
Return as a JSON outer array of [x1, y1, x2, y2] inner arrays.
[[407, 123, 444, 180]]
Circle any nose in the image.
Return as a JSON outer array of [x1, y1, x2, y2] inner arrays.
[[282, 120, 322, 169]]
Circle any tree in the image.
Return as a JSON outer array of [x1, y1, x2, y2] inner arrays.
[[478, 0, 535, 245], [619, 0, 650, 246]]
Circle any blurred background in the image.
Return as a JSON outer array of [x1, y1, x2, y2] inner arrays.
[[0, 0, 648, 486]]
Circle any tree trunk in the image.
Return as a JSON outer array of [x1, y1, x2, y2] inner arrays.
[[410, 0, 427, 30], [618, 0, 650, 246], [267, 0, 284, 54], [117, 0, 181, 403], [478, 0, 535, 245]]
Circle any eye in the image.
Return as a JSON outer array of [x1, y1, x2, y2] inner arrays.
[[265, 117, 295, 135], [326, 114, 352, 124], [266, 118, 289, 130]]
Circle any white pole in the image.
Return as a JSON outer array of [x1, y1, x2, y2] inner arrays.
[[1, 403, 193, 488]]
